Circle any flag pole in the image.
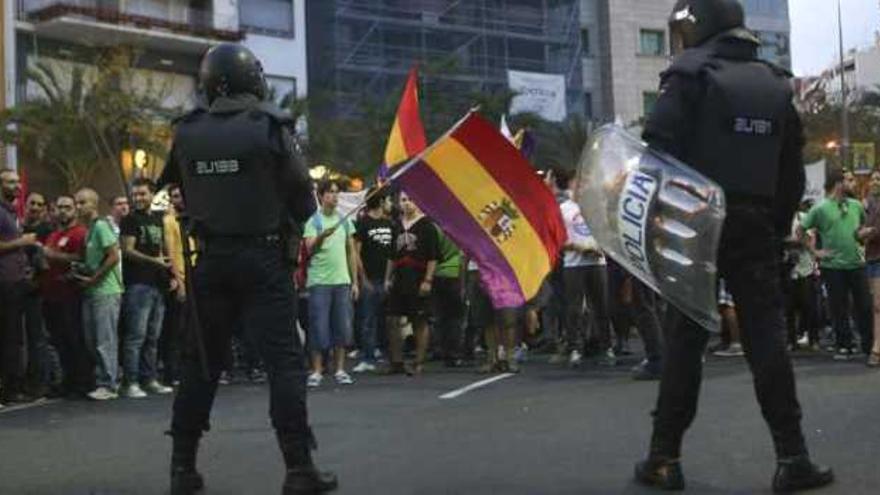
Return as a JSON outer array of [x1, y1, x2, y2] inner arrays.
[[327, 107, 480, 230]]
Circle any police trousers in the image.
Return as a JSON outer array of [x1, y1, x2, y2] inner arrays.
[[650, 203, 807, 459], [170, 241, 310, 442]]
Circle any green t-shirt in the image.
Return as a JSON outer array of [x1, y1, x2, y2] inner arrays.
[[801, 197, 865, 270], [435, 228, 462, 279], [84, 218, 124, 296], [303, 211, 355, 287]]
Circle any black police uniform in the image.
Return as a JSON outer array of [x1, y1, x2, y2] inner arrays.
[[158, 92, 328, 493], [641, 32, 811, 470]]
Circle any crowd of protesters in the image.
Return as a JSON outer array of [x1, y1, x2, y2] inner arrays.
[[2, 163, 879, 407]]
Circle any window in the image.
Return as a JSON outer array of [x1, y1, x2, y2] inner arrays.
[[643, 91, 659, 115], [581, 28, 591, 56], [584, 92, 593, 119], [239, 0, 294, 37], [639, 29, 665, 56], [266, 76, 297, 103]]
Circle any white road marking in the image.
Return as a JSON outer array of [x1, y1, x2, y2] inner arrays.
[[438, 373, 515, 400]]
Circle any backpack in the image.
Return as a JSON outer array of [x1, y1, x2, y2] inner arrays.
[[293, 213, 352, 290]]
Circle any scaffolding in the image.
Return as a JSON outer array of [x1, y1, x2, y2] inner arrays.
[[309, 0, 583, 119]]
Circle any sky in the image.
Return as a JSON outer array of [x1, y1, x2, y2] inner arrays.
[[790, 0, 880, 76]]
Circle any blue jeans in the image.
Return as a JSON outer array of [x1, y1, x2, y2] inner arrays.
[[122, 284, 166, 384], [82, 293, 121, 389], [308, 285, 353, 352], [355, 279, 385, 362]]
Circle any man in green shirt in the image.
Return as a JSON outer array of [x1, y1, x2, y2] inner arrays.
[[303, 180, 358, 387], [74, 188, 124, 401], [432, 228, 465, 367], [800, 169, 874, 359]]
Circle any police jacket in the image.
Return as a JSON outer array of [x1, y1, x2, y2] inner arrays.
[[642, 33, 805, 232], [159, 94, 316, 237]]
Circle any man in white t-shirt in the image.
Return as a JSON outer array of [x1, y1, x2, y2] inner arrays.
[[552, 168, 615, 367]]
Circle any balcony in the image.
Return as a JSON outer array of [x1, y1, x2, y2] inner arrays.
[[17, 0, 243, 55]]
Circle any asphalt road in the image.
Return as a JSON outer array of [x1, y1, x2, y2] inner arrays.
[[1, 352, 878, 495]]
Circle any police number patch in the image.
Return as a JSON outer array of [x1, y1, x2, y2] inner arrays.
[[192, 159, 241, 176], [618, 171, 658, 279], [731, 117, 775, 136]]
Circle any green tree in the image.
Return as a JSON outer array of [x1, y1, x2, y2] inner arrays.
[[0, 46, 175, 193]]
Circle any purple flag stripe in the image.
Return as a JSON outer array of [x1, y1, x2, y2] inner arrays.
[[400, 162, 526, 308]]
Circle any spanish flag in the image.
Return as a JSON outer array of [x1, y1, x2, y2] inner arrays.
[[378, 67, 427, 181], [400, 113, 567, 308]]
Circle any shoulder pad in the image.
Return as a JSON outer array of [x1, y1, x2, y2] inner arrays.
[[663, 48, 715, 79], [171, 107, 206, 126], [755, 59, 793, 79], [253, 101, 294, 126]]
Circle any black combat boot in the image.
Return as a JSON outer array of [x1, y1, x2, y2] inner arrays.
[[170, 435, 204, 495], [634, 457, 685, 491], [772, 455, 834, 493], [277, 429, 338, 495]]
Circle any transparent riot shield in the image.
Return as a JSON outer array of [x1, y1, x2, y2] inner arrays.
[[575, 125, 726, 332]]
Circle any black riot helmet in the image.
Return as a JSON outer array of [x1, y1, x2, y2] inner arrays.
[[198, 43, 267, 104], [669, 0, 760, 55]]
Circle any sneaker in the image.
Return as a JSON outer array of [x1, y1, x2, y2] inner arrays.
[[714, 343, 745, 357], [513, 344, 528, 363], [867, 352, 880, 368], [373, 349, 385, 362], [548, 352, 567, 365], [121, 384, 148, 398], [218, 371, 231, 385], [569, 350, 583, 367], [247, 369, 267, 384], [352, 361, 377, 373], [347, 349, 360, 360], [143, 380, 173, 395], [632, 359, 661, 381], [307, 372, 323, 388], [334, 371, 354, 385], [600, 348, 618, 367], [833, 348, 852, 361], [87, 387, 119, 401]]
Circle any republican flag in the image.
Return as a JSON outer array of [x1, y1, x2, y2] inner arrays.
[[378, 67, 427, 182], [399, 113, 566, 309], [15, 168, 28, 221]]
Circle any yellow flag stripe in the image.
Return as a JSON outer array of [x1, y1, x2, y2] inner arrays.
[[423, 138, 550, 300], [384, 118, 407, 166]]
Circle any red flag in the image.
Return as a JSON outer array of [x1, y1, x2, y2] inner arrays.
[[378, 67, 427, 181], [15, 168, 28, 221]]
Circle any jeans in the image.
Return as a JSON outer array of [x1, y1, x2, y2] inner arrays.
[[24, 286, 59, 388], [308, 285, 353, 352], [356, 278, 385, 363], [44, 298, 91, 392], [82, 293, 122, 390], [433, 277, 465, 361], [562, 265, 611, 352], [610, 272, 663, 364], [171, 241, 312, 451], [1, 280, 27, 395], [650, 203, 807, 459], [122, 284, 166, 385], [822, 267, 874, 353]]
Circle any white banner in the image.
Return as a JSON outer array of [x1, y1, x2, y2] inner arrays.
[[507, 70, 567, 122], [803, 160, 826, 203], [338, 190, 367, 218]]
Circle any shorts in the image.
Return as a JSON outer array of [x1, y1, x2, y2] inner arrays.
[[867, 261, 880, 279], [308, 284, 353, 351], [386, 286, 432, 319], [718, 278, 734, 308]]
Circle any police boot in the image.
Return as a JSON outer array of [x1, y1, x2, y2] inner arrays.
[[277, 430, 338, 494], [170, 435, 204, 495], [772, 455, 834, 493], [634, 457, 685, 491]]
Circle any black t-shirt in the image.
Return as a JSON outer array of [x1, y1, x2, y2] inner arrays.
[[355, 215, 395, 281], [120, 210, 166, 287], [391, 216, 439, 291]]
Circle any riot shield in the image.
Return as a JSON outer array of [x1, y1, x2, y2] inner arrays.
[[575, 125, 726, 332]]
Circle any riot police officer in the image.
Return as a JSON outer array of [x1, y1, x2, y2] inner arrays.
[[634, 1, 833, 492], [158, 43, 337, 495]]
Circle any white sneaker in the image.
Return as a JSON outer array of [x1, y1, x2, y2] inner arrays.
[[334, 371, 354, 385], [513, 344, 528, 363], [714, 343, 745, 357], [307, 372, 322, 388], [121, 384, 148, 399], [373, 349, 384, 361], [87, 387, 119, 401], [352, 361, 376, 373], [569, 350, 583, 367], [347, 349, 360, 359], [143, 380, 173, 395]]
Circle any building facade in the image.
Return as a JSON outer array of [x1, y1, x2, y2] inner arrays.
[[582, 0, 791, 125], [9, 0, 306, 191], [305, 0, 584, 122]]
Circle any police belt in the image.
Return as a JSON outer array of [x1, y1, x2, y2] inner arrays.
[[197, 233, 283, 252]]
